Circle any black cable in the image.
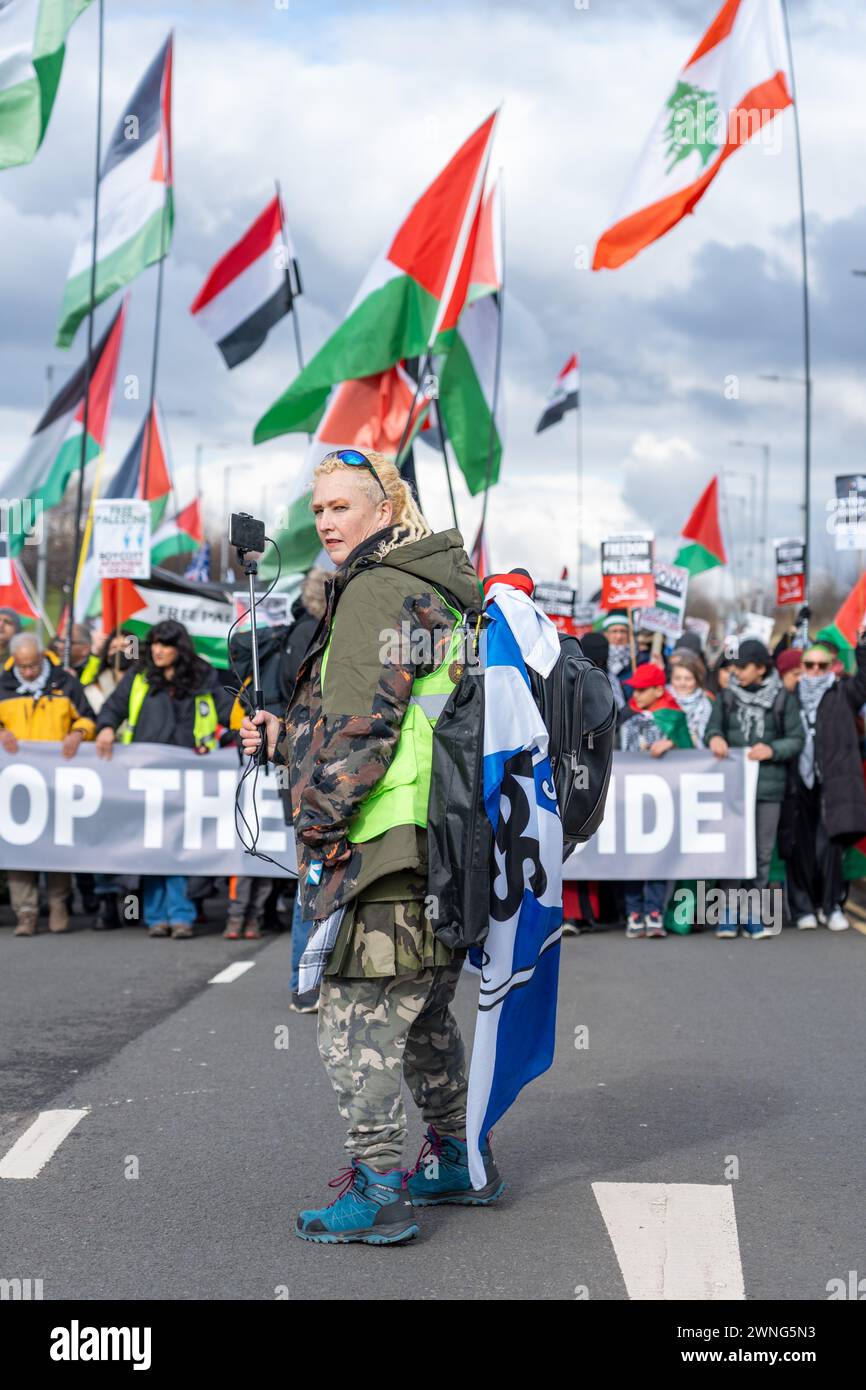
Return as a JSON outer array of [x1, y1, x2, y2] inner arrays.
[[227, 534, 299, 877]]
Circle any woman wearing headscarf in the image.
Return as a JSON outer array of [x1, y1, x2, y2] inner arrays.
[[241, 447, 497, 1246], [95, 620, 235, 938], [668, 649, 713, 746], [779, 635, 866, 930]]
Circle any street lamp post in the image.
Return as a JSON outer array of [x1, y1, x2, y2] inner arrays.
[[729, 440, 771, 613], [758, 373, 810, 587]]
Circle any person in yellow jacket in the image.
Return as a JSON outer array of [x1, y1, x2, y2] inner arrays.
[[0, 632, 95, 936]]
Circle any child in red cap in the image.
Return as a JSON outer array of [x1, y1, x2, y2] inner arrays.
[[619, 663, 692, 938]]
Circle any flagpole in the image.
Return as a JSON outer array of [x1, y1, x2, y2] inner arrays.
[[64, 0, 104, 665], [479, 171, 505, 543], [576, 351, 584, 596], [142, 32, 173, 506], [436, 402, 460, 532], [274, 179, 305, 374], [780, 0, 812, 593]]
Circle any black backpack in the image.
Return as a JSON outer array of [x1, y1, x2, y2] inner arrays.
[[528, 634, 617, 849]]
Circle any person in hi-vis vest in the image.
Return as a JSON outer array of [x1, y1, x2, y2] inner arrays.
[[241, 448, 504, 1247], [96, 620, 235, 938]]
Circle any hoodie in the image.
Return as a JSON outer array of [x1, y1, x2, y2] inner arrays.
[[275, 527, 481, 920]]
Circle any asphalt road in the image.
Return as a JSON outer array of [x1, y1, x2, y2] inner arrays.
[[1, 902, 864, 1301]]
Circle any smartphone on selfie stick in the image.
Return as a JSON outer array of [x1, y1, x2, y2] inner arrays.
[[229, 511, 269, 766]]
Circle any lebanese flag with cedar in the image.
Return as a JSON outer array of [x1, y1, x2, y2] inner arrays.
[[254, 111, 498, 443], [674, 476, 727, 576], [594, 0, 792, 271]]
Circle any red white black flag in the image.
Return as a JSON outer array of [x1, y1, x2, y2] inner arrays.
[[535, 354, 579, 434], [190, 194, 301, 368]]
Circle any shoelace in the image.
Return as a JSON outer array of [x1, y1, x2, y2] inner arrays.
[[326, 1167, 358, 1207], [410, 1127, 444, 1178]]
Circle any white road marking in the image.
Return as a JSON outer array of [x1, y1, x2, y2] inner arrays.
[[592, 1182, 745, 1300], [0, 1109, 89, 1180], [208, 961, 256, 984]]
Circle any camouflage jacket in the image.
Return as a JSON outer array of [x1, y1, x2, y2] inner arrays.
[[274, 527, 481, 919]]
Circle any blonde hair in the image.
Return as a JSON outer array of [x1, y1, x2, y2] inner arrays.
[[313, 449, 431, 555]]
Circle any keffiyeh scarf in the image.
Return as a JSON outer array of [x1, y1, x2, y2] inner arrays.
[[728, 669, 782, 744], [797, 672, 835, 789]]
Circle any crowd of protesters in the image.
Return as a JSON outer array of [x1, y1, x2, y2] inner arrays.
[[563, 609, 866, 940], [3, 580, 866, 972]]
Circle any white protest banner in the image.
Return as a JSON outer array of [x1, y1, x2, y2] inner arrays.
[[637, 561, 689, 638], [0, 743, 296, 878], [2, 744, 758, 884], [94, 500, 151, 580], [563, 750, 757, 880]]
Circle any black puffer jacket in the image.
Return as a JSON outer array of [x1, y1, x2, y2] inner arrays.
[[96, 661, 235, 747], [808, 640, 866, 844]]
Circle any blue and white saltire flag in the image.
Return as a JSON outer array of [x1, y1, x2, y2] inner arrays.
[[465, 588, 564, 1189], [184, 542, 211, 583]]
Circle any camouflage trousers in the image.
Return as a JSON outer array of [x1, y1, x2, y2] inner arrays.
[[317, 958, 468, 1171]]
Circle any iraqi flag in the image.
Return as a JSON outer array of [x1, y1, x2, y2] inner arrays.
[[437, 175, 504, 494], [190, 194, 300, 369], [674, 475, 727, 576], [0, 299, 126, 555], [536, 354, 579, 434], [254, 111, 498, 443], [593, 0, 792, 271], [259, 363, 433, 579], [0, 0, 93, 170], [56, 33, 173, 347]]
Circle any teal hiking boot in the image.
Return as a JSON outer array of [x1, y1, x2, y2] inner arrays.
[[295, 1160, 419, 1245], [407, 1125, 505, 1206]]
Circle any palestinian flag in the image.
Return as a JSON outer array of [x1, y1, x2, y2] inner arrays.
[[104, 401, 173, 522], [150, 497, 203, 566], [254, 111, 498, 443], [820, 573, 866, 673], [190, 194, 300, 368], [536, 354, 579, 434], [56, 33, 173, 347], [469, 518, 490, 581], [0, 556, 41, 624], [0, 299, 125, 555], [260, 363, 433, 579], [104, 568, 233, 668], [0, 0, 93, 170], [674, 475, 727, 576], [646, 691, 693, 748], [436, 175, 504, 494], [74, 400, 174, 620], [593, 0, 792, 270]]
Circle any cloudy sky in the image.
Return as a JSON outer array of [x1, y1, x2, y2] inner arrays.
[[2, 0, 865, 599]]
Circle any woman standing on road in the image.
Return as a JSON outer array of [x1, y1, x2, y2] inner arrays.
[[95, 620, 235, 939], [778, 635, 866, 931], [241, 448, 500, 1247]]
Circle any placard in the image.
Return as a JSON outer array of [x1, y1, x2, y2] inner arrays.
[[774, 537, 805, 605], [600, 533, 656, 608], [93, 500, 151, 580], [636, 562, 689, 638]]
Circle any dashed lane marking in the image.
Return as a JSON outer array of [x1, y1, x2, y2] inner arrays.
[[208, 961, 256, 984], [592, 1182, 745, 1300], [0, 1109, 89, 1180]]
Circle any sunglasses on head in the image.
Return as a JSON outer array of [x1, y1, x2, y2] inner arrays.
[[331, 449, 388, 501], [804, 659, 830, 670]]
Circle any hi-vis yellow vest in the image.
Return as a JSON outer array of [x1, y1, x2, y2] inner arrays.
[[120, 672, 218, 749], [321, 591, 463, 843]]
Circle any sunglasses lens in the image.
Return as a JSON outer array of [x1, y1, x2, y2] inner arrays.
[[336, 449, 368, 467]]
